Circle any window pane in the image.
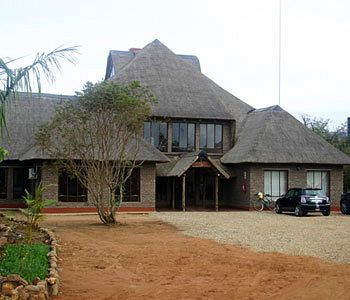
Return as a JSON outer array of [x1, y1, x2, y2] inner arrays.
[[123, 169, 140, 202], [264, 171, 271, 196], [59, 171, 87, 202], [152, 123, 159, 147], [322, 171, 329, 196], [0, 169, 7, 199], [207, 124, 215, 149], [264, 170, 288, 202], [200, 124, 206, 148], [215, 125, 222, 149], [143, 122, 151, 142], [172, 123, 179, 149], [307, 171, 314, 188], [279, 171, 287, 196], [271, 171, 279, 198], [313, 172, 322, 189], [188, 124, 195, 151], [159, 122, 167, 151], [179, 123, 187, 148]]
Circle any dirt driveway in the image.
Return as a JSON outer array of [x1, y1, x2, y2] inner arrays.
[[42, 213, 350, 300]]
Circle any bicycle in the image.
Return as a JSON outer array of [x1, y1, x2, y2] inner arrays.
[[253, 192, 275, 211]]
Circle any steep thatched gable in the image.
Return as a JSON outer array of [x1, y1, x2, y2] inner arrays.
[[109, 39, 253, 124]]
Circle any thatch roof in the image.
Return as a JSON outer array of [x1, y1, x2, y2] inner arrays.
[[110, 39, 253, 124], [221, 105, 350, 165], [156, 151, 230, 178], [105, 49, 201, 78], [0, 93, 169, 163]]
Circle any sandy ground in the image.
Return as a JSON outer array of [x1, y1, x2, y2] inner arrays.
[[42, 214, 350, 300]]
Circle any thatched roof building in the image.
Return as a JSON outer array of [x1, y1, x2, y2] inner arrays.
[[109, 39, 253, 125], [0, 93, 168, 163], [221, 105, 350, 165]]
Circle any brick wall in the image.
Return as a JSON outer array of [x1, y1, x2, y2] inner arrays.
[[41, 162, 58, 203], [41, 162, 157, 209], [249, 163, 343, 209]]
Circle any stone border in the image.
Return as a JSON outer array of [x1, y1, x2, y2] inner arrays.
[[0, 215, 59, 299]]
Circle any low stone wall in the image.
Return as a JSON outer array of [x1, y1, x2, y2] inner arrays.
[[0, 219, 59, 299]]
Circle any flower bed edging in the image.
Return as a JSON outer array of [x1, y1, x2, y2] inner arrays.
[[0, 216, 59, 299]]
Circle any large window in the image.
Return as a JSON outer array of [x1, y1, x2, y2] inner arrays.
[[264, 170, 288, 202], [122, 168, 140, 202], [143, 121, 168, 152], [200, 124, 222, 153], [0, 168, 7, 199], [13, 168, 33, 200], [307, 171, 329, 197], [172, 122, 195, 152], [58, 171, 87, 202]]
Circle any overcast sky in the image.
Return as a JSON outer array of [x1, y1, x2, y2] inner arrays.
[[2, 0, 349, 127]]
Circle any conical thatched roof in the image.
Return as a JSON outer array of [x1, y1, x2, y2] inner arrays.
[[110, 39, 253, 124], [0, 93, 169, 163], [105, 49, 201, 78], [221, 105, 350, 165]]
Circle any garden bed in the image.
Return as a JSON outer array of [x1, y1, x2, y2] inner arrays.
[[0, 213, 59, 299]]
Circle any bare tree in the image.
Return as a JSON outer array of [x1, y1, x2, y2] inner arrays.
[[37, 81, 154, 224]]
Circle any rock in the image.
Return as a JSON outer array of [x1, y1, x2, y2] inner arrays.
[[50, 256, 57, 263], [48, 283, 58, 297], [6, 275, 28, 286], [0, 237, 7, 247], [15, 286, 29, 300], [46, 251, 56, 257], [1, 282, 15, 296], [10, 289, 19, 300], [0, 224, 7, 231], [50, 262, 57, 269], [31, 278, 40, 286], [46, 277, 56, 286], [24, 285, 40, 293]]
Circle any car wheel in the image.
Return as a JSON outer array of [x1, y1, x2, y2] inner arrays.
[[275, 202, 282, 214], [322, 210, 330, 216], [294, 204, 303, 217], [341, 201, 349, 215]]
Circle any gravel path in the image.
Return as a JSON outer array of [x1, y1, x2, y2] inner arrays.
[[155, 211, 350, 264]]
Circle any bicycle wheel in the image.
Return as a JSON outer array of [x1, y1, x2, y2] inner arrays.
[[253, 198, 263, 211], [266, 198, 275, 211]]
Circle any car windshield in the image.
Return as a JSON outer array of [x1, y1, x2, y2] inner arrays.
[[304, 189, 325, 197]]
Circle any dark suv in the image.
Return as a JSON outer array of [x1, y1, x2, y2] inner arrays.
[[275, 188, 330, 217], [340, 192, 350, 214]]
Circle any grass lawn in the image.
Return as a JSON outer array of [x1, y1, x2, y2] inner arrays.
[[0, 243, 50, 282]]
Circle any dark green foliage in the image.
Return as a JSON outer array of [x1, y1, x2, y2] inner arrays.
[[302, 114, 350, 192], [0, 243, 50, 282]]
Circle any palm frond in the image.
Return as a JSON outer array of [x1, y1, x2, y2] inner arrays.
[[0, 45, 80, 132]]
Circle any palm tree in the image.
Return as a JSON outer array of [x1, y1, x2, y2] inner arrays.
[[0, 45, 79, 161]]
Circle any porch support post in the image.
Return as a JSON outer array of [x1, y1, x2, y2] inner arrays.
[[182, 174, 186, 212], [172, 177, 175, 210], [7, 168, 13, 202], [215, 174, 219, 212]]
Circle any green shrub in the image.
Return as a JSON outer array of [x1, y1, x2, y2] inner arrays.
[[0, 243, 50, 282], [21, 183, 56, 243]]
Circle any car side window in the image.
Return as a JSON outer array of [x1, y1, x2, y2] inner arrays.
[[285, 189, 294, 198]]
